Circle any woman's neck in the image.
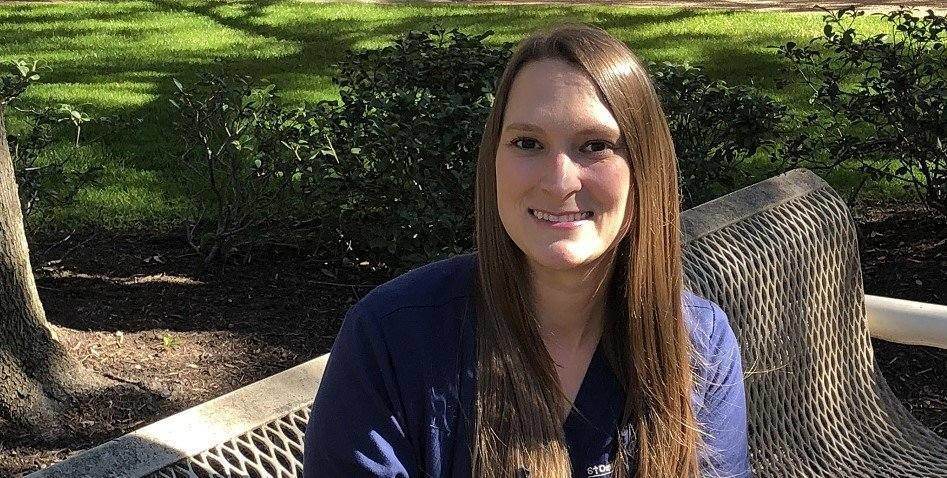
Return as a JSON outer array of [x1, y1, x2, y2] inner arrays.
[[529, 259, 611, 353]]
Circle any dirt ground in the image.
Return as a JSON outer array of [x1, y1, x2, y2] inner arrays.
[[0, 200, 944, 476]]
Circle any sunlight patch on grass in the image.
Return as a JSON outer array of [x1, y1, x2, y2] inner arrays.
[[22, 80, 159, 110], [0, 1, 908, 229], [25, 143, 192, 229], [55, 177, 192, 229]]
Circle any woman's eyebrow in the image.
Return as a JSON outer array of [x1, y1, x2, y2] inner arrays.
[[504, 122, 620, 138], [503, 122, 542, 133], [575, 126, 622, 139]]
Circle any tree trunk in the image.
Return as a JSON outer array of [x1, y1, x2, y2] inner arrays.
[[0, 105, 109, 440]]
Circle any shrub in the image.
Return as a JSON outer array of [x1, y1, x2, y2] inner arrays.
[[170, 74, 313, 266], [649, 61, 791, 207], [169, 28, 791, 271], [2, 61, 103, 224], [1, 60, 37, 104], [778, 7, 947, 217], [8, 103, 104, 222], [311, 28, 513, 269], [313, 28, 787, 269]]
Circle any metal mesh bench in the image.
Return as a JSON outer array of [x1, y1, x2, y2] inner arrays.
[[681, 169, 947, 476], [29, 169, 947, 477]]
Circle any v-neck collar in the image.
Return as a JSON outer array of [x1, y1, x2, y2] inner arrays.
[[564, 338, 606, 428]]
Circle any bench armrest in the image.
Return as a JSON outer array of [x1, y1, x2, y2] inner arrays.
[[866, 294, 947, 350]]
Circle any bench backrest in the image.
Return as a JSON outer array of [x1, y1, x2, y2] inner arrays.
[[681, 169, 947, 476]]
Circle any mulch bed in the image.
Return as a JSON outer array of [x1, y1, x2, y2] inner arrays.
[[857, 200, 947, 438], [0, 200, 944, 476]]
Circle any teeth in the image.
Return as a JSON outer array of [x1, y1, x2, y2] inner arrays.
[[531, 210, 592, 222]]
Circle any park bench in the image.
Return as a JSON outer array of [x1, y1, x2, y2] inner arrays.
[[28, 169, 947, 477]]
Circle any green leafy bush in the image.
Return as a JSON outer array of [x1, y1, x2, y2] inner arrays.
[[170, 74, 313, 265], [649, 61, 791, 207], [315, 28, 789, 268], [9, 104, 103, 221], [311, 28, 512, 269], [779, 7, 946, 217], [170, 28, 794, 270], [2, 61, 103, 224], [0, 60, 37, 104]]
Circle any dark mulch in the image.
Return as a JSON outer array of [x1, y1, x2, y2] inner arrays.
[[0, 200, 945, 476], [0, 231, 389, 475], [857, 200, 947, 438]]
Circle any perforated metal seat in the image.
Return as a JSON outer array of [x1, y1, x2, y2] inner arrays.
[[147, 406, 311, 478], [30, 169, 947, 477]]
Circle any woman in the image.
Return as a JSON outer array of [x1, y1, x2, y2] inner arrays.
[[304, 23, 749, 478]]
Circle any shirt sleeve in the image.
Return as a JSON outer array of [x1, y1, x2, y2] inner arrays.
[[696, 303, 752, 478], [303, 306, 418, 477]]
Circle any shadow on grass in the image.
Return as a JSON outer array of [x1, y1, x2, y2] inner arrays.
[[2, 1, 816, 227]]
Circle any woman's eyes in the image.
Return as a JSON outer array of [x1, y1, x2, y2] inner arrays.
[[580, 140, 617, 154], [511, 137, 542, 151], [509, 137, 617, 156]]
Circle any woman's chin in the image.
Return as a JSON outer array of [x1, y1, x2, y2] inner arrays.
[[526, 243, 602, 271]]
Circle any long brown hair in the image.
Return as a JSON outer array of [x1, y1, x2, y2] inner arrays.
[[473, 23, 698, 477]]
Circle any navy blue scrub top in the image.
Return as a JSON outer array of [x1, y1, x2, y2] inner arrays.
[[303, 253, 750, 477]]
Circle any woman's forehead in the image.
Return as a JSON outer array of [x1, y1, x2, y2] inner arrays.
[[503, 60, 620, 136]]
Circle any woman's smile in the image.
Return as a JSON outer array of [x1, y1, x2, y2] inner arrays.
[[528, 208, 594, 229]]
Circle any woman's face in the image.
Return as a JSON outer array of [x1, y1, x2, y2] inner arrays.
[[496, 59, 632, 272]]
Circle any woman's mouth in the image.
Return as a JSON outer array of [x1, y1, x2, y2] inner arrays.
[[529, 209, 593, 226]]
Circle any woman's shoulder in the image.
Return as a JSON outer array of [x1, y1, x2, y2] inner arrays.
[[310, 255, 480, 476], [353, 252, 477, 320], [343, 253, 478, 352], [683, 292, 750, 476], [682, 290, 742, 368], [682, 290, 732, 337]]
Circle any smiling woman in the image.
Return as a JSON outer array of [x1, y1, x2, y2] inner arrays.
[[303, 23, 749, 478], [496, 58, 632, 274]]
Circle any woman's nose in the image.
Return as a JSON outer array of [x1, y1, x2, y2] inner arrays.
[[539, 150, 582, 198]]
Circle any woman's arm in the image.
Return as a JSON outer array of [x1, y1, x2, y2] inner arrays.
[[303, 306, 418, 477], [695, 302, 751, 478]]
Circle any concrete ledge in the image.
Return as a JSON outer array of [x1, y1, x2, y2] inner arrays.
[[866, 295, 947, 350], [27, 354, 330, 478]]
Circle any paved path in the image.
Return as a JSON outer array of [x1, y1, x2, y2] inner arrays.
[[14, 0, 947, 13], [344, 0, 947, 13]]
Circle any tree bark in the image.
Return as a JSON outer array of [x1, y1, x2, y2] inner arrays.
[[0, 105, 109, 440]]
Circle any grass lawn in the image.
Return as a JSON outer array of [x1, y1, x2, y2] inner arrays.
[[0, 0, 893, 229]]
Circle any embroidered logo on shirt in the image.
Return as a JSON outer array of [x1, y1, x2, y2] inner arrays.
[[587, 463, 613, 477]]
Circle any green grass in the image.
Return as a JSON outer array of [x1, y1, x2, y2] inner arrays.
[[0, 0, 895, 229]]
